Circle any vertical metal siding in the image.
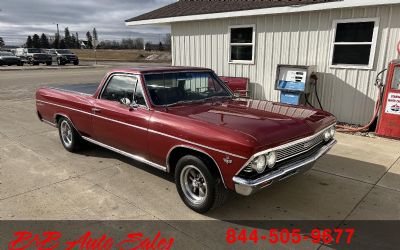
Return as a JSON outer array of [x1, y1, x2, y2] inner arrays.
[[171, 5, 400, 125]]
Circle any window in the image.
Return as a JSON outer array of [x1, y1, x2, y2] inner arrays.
[[331, 18, 379, 69], [229, 25, 255, 63], [101, 75, 140, 104], [144, 72, 231, 106]]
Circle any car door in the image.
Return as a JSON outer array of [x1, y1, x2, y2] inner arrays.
[[92, 73, 151, 158], [49, 50, 57, 63]]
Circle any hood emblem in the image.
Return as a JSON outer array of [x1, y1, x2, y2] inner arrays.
[[223, 156, 233, 165]]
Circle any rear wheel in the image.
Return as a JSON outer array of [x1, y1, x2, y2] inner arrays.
[[58, 118, 83, 152], [175, 155, 229, 213], [73, 60, 79, 65], [46, 61, 52, 66]]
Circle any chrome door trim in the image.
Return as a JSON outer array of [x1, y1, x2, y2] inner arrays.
[[82, 136, 167, 172]]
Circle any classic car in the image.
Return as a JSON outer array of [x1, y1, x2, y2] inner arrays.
[[0, 51, 23, 66], [35, 67, 336, 213]]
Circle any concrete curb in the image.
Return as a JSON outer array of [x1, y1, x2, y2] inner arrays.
[[0, 64, 109, 72]]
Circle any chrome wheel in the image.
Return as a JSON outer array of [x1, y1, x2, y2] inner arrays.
[[60, 120, 73, 147], [180, 165, 208, 204]]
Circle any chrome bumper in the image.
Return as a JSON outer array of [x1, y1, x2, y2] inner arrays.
[[233, 139, 337, 196]]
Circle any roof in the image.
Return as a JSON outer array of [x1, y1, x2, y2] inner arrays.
[[126, 0, 400, 26], [110, 66, 212, 74], [126, 0, 336, 23]]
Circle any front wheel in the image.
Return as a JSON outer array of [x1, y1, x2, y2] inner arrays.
[[58, 118, 83, 152], [175, 155, 229, 213], [46, 61, 52, 66]]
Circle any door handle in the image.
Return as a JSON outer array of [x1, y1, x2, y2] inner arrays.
[[92, 108, 101, 113]]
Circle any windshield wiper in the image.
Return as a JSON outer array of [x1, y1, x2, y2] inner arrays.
[[203, 95, 233, 102]]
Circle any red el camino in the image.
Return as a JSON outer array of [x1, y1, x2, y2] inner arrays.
[[36, 66, 336, 213]]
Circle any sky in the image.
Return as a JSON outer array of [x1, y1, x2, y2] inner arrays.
[[0, 0, 175, 46]]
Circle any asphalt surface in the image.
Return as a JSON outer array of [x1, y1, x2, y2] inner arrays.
[[0, 65, 400, 249]]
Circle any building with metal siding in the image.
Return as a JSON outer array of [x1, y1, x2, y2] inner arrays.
[[127, 0, 400, 125]]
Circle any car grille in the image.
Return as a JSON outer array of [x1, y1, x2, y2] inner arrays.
[[34, 54, 49, 60], [276, 133, 324, 162], [242, 131, 327, 174]]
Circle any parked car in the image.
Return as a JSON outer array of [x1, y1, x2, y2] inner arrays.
[[0, 51, 23, 66], [14, 48, 52, 66], [35, 66, 337, 213], [47, 49, 79, 65]]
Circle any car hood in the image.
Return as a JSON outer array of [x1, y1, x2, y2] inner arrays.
[[0, 56, 19, 59], [166, 99, 336, 149]]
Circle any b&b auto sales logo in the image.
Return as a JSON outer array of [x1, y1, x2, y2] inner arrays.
[[6, 231, 174, 250]]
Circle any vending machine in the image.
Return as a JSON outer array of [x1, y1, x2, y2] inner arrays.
[[376, 60, 400, 139], [275, 65, 316, 105]]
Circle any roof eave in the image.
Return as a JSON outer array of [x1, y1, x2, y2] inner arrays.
[[126, 0, 399, 26]]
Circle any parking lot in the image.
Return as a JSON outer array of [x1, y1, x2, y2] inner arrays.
[[1, 65, 400, 248]]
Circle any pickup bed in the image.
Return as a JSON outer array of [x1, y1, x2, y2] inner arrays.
[[36, 66, 337, 213]]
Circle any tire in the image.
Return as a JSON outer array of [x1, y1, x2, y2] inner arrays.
[[73, 61, 79, 66], [18, 62, 24, 66], [46, 61, 52, 66], [58, 117, 83, 152], [175, 155, 229, 213], [33, 62, 39, 66]]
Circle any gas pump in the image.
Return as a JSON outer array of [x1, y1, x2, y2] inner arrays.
[[275, 65, 316, 105], [376, 60, 400, 139]]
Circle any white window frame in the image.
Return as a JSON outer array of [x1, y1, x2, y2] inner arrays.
[[329, 17, 380, 70], [228, 24, 256, 64]]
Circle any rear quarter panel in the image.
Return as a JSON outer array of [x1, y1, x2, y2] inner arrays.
[[36, 87, 94, 136]]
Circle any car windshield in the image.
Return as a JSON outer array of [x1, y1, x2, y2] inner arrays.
[[56, 49, 73, 54], [27, 48, 43, 53], [0, 52, 13, 56], [144, 71, 232, 106]]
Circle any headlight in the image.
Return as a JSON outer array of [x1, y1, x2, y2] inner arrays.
[[251, 155, 266, 173], [266, 151, 277, 168], [330, 126, 336, 138], [323, 130, 331, 141]]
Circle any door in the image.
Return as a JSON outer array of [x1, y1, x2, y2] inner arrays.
[[92, 74, 151, 158]]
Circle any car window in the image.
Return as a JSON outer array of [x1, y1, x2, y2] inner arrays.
[[144, 72, 231, 106], [101, 75, 146, 107]]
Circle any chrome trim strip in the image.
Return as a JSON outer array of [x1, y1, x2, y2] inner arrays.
[[46, 87, 93, 96], [82, 136, 167, 172], [41, 119, 56, 127], [166, 145, 227, 188], [37, 99, 247, 159], [233, 140, 337, 196], [236, 124, 336, 175]]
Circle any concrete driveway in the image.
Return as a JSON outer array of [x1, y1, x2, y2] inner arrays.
[[0, 67, 399, 249]]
